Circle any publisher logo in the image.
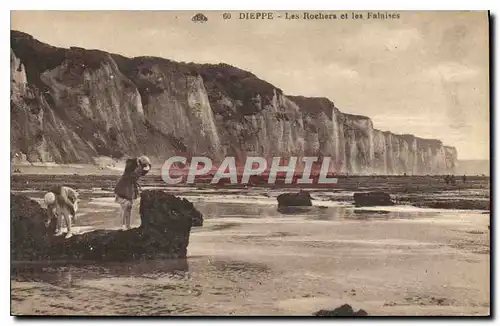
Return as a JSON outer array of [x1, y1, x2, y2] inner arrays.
[[192, 13, 208, 23], [161, 156, 339, 186]]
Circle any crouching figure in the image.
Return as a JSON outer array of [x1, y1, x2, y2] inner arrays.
[[44, 186, 79, 239]]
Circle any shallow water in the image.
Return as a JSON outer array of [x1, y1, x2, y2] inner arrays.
[[11, 188, 490, 316]]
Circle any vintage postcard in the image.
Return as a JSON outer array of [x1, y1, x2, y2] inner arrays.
[[10, 10, 490, 316]]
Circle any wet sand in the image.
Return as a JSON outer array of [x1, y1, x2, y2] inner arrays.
[[11, 185, 490, 316]]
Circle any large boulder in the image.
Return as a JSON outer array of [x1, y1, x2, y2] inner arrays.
[[11, 190, 203, 261], [353, 192, 394, 207], [276, 191, 313, 214], [140, 191, 203, 228], [139, 190, 203, 229], [11, 193, 57, 260]]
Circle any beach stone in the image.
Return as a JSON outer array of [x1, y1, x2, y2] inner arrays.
[[314, 304, 368, 316], [353, 191, 394, 207], [11, 190, 202, 261], [277, 190, 313, 207], [276, 191, 313, 214]]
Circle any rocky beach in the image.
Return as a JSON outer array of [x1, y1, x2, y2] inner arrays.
[[10, 173, 490, 316]]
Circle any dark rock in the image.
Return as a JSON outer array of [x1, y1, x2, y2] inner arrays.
[[139, 190, 203, 229], [277, 191, 313, 214], [181, 198, 203, 227], [353, 192, 394, 207], [11, 190, 203, 261], [355, 309, 368, 316], [314, 304, 368, 317], [411, 199, 489, 211], [11, 194, 57, 260], [277, 191, 312, 207]]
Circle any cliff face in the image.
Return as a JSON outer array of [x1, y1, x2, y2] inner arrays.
[[10, 30, 457, 174]]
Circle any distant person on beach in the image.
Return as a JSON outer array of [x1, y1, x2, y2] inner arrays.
[[444, 174, 456, 185], [44, 186, 79, 239], [463, 174, 467, 183], [444, 175, 450, 184], [114, 156, 152, 230]]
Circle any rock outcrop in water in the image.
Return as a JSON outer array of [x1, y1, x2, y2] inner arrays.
[[277, 191, 313, 207], [11, 30, 457, 174], [140, 190, 204, 228], [276, 191, 313, 214], [11, 190, 202, 261], [353, 192, 395, 207], [408, 199, 490, 211]]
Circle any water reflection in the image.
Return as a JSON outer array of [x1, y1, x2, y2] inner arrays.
[[195, 202, 437, 221], [11, 258, 189, 288], [277, 206, 313, 214], [195, 202, 277, 218], [310, 206, 436, 221]]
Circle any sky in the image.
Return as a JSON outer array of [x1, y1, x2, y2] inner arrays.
[[11, 11, 490, 160]]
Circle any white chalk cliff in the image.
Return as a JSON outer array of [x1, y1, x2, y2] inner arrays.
[[11, 30, 457, 174]]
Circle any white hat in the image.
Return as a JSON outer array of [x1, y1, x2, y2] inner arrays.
[[44, 192, 56, 206], [138, 155, 151, 165], [138, 155, 151, 171]]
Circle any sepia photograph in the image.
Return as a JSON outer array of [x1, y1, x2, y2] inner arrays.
[[10, 10, 490, 316]]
